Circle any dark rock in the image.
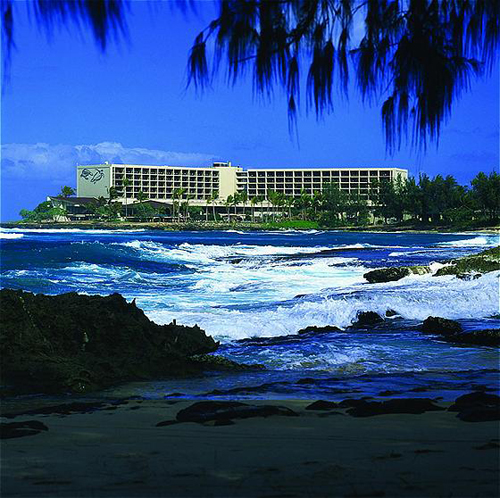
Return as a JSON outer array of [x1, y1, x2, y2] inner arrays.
[[364, 267, 411, 283], [190, 354, 265, 370], [448, 392, 500, 412], [474, 441, 500, 450], [297, 325, 342, 335], [456, 272, 482, 280], [421, 317, 499, 346], [350, 311, 384, 328], [451, 392, 500, 408], [305, 400, 338, 411], [2, 401, 106, 418], [1, 421, 48, 439], [447, 329, 500, 347], [434, 246, 500, 277], [174, 401, 298, 424], [0, 289, 219, 395], [385, 309, 399, 317], [457, 407, 500, 422], [346, 398, 444, 417], [338, 399, 370, 408], [421, 316, 463, 335], [156, 420, 179, 427]]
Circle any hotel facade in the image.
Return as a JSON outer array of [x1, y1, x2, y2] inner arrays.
[[76, 161, 408, 207]]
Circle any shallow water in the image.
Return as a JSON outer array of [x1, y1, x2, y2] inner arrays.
[[1, 228, 499, 400]]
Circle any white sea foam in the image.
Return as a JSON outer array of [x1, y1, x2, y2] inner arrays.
[[437, 235, 499, 247], [1, 228, 145, 234], [118, 240, 339, 263], [117, 239, 406, 265], [146, 271, 500, 340], [0, 232, 24, 239]]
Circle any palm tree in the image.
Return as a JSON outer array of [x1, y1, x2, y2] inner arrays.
[[250, 196, 259, 223], [238, 190, 248, 220], [298, 189, 312, 220], [136, 190, 148, 203], [312, 191, 323, 216], [59, 186, 75, 198], [225, 195, 233, 221], [172, 188, 186, 222], [258, 195, 266, 222], [184, 193, 194, 220], [107, 186, 119, 205], [205, 196, 210, 222], [285, 196, 295, 219], [267, 189, 280, 222], [210, 190, 219, 222], [122, 177, 131, 219], [232, 191, 240, 217]]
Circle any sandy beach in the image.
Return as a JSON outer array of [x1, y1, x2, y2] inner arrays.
[[2, 398, 499, 498]]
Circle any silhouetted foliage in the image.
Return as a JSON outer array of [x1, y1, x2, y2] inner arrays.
[[3, 1, 498, 151], [188, 0, 498, 152]]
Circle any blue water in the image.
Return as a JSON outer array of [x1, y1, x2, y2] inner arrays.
[[1, 228, 499, 400]]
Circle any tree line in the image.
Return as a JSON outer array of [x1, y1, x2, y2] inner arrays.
[[19, 171, 500, 227]]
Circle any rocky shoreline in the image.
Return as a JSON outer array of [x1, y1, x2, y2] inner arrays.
[[364, 245, 500, 282], [0, 289, 260, 396], [2, 243, 499, 397]]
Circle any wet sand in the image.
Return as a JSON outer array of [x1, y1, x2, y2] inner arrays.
[[1, 399, 499, 497]]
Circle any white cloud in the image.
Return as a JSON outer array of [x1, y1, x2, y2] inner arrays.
[[1, 142, 219, 181]]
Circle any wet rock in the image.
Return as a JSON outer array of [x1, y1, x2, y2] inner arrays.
[[448, 392, 500, 412], [173, 401, 298, 424], [2, 401, 106, 419], [346, 398, 445, 417], [297, 325, 342, 335], [457, 407, 500, 422], [0, 289, 219, 395], [456, 272, 482, 280], [350, 311, 384, 328], [190, 354, 265, 370], [447, 329, 500, 347], [363, 267, 411, 283], [305, 400, 338, 411], [421, 317, 499, 346], [364, 265, 432, 283], [338, 399, 371, 408], [385, 309, 399, 317], [434, 246, 500, 277], [421, 317, 463, 335], [1, 421, 48, 439]]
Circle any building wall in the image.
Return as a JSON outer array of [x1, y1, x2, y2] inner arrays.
[[241, 168, 408, 199], [111, 164, 221, 201], [213, 163, 241, 199], [77, 165, 111, 198], [76, 163, 408, 203]]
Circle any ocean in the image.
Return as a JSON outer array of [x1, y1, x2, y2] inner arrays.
[[1, 228, 499, 401]]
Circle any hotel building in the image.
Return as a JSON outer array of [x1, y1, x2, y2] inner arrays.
[[76, 161, 408, 205]]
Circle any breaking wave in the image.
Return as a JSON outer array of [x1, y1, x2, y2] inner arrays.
[[146, 271, 500, 340], [437, 235, 499, 247], [0, 232, 24, 239]]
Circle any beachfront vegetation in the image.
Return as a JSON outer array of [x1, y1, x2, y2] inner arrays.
[[17, 171, 500, 229]]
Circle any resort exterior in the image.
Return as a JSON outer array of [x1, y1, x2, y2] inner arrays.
[[70, 161, 408, 219]]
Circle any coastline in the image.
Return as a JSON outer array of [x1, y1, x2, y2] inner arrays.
[[1, 220, 499, 234]]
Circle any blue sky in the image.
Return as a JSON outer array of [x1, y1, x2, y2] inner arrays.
[[1, 1, 498, 221]]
